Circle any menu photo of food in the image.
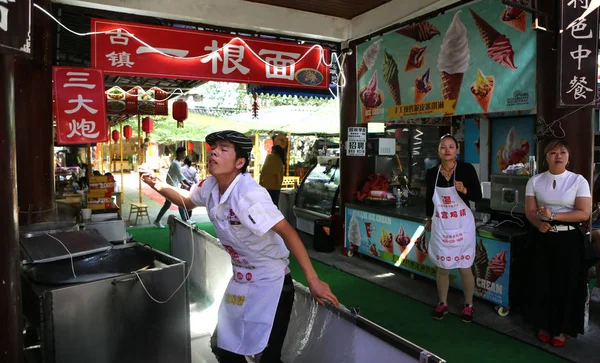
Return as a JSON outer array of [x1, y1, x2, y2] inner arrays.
[[359, 70, 384, 123]]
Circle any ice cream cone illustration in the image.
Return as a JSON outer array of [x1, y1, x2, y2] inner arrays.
[[484, 250, 507, 289], [380, 227, 394, 254], [501, 6, 527, 33], [497, 126, 530, 172], [358, 39, 382, 80], [396, 21, 441, 42], [359, 70, 384, 123], [394, 224, 411, 255], [348, 212, 361, 253], [415, 68, 433, 103], [472, 240, 489, 297], [383, 50, 402, 106], [469, 8, 517, 70], [438, 11, 470, 115], [405, 45, 427, 72], [470, 69, 495, 113], [415, 232, 429, 263]]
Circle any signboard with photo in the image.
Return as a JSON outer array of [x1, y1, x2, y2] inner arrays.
[[355, 0, 536, 123]]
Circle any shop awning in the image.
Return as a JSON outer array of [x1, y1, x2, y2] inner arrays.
[[247, 85, 337, 99]]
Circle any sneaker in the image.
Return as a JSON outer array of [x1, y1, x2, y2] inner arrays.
[[591, 287, 600, 304], [461, 304, 474, 323], [153, 221, 165, 229], [186, 219, 197, 225], [432, 302, 448, 320]]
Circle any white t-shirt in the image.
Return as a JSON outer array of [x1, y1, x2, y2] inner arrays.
[[166, 160, 185, 187], [525, 170, 591, 215], [182, 165, 199, 184], [189, 173, 289, 260]]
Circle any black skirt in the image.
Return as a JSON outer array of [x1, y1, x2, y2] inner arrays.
[[524, 228, 587, 337]]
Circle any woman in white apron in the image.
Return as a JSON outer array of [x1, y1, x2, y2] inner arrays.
[[424, 135, 482, 322]]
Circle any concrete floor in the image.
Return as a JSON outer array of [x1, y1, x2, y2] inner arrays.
[[118, 172, 599, 363]]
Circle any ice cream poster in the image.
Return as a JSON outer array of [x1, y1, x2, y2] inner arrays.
[[491, 116, 534, 174], [345, 207, 511, 306], [355, 0, 536, 123]]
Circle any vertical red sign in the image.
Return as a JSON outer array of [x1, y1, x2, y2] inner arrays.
[[53, 67, 108, 144]]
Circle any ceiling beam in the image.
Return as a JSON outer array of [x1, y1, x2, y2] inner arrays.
[[52, 0, 351, 42]]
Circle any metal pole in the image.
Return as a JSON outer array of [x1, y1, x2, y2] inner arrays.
[[286, 134, 291, 176], [0, 54, 23, 363], [253, 134, 260, 182], [109, 128, 112, 172], [138, 115, 142, 203], [119, 117, 124, 206]]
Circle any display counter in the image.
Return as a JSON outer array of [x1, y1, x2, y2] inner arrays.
[[345, 202, 527, 314]]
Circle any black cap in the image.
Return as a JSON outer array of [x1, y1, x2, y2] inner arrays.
[[205, 130, 253, 154]]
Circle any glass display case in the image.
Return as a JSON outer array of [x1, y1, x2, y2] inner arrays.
[[293, 157, 340, 235]]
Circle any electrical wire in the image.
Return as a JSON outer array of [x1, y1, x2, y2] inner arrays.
[[133, 169, 196, 304], [493, 202, 525, 229], [44, 232, 77, 278]]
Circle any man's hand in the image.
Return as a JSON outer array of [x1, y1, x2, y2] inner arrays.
[[308, 278, 339, 308], [139, 167, 159, 189], [425, 218, 432, 232]]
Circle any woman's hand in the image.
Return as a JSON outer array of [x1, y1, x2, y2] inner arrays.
[[425, 218, 432, 232], [538, 205, 552, 220], [538, 221, 552, 233], [454, 181, 467, 194]]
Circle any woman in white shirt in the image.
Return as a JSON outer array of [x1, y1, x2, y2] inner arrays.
[[524, 139, 591, 347]]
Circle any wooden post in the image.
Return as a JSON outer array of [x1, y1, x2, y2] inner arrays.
[[86, 144, 92, 180], [108, 128, 112, 173], [253, 134, 260, 182], [0, 54, 24, 363], [119, 117, 124, 205], [138, 115, 142, 203]]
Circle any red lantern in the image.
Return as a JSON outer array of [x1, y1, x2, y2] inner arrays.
[[142, 117, 154, 134], [187, 141, 195, 152], [112, 130, 120, 142], [123, 125, 133, 140], [173, 99, 188, 128]]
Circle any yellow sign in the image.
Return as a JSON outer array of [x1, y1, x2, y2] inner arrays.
[[386, 100, 456, 119]]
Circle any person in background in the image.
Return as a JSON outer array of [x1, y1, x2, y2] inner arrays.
[[153, 146, 190, 228], [140, 130, 338, 362], [524, 139, 591, 347], [590, 169, 600, 303], [425, 134, 482, 323], [260, 134, 286, 206], [181, 156, 199, 222]]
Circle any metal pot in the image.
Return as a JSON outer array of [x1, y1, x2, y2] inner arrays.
[[19, 221, 79, 239]]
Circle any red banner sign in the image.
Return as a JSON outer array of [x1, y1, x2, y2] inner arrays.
[[106, 86, 169, 115], [91, 19, 330, 89], [53, 67, 108, 145]]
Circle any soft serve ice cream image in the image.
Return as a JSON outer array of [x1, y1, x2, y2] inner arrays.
[[470, 69, 495, 113], [379, 227, 394, 254], [348, 211, 361, 253], [470, 8, 517, 70], [358, 39, 383, 80], [359, 70, 384, 123], [438, 11, 470, 114], [497, 126, 530, 172], [394, 224, 411, 255]]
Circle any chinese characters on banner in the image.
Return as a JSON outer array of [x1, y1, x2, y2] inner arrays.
[[0, 0, 31, 54], [91, 19, 330, 89], [53, 67, 108, 145], [558, 0, 599, 107], [347, 127, 367, 156]]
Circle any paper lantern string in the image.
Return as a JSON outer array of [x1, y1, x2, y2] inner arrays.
[[252, 92, 259, 119]]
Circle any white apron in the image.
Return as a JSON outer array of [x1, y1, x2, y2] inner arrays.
[[210, 198, 287, 356], [428, 166, 476, 269]]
